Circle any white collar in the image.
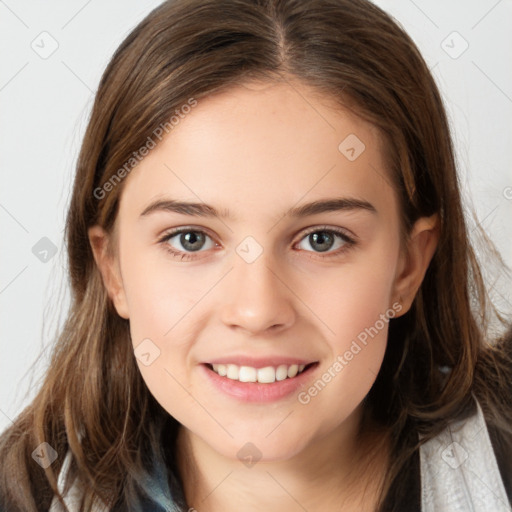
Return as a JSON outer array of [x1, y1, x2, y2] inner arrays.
[[420, 396, 510, 511]]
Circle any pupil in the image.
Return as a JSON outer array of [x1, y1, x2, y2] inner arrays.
[[311, 232, 333, 252]]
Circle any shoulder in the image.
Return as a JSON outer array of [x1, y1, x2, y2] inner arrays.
[[487, 419, 512, 506], [420, 394, 512, 511], [49, 448, 180, 511], [476, 326, 512, 503]]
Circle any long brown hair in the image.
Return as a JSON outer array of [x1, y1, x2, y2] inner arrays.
[[1, 0, 511, 510]]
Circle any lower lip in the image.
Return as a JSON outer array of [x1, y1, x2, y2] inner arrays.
[[201, 363, 318, 403]]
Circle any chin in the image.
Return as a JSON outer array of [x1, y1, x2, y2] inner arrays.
[[206, 425, 313, 463]]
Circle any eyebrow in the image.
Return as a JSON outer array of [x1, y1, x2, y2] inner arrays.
[[139, 196, 377, 221]]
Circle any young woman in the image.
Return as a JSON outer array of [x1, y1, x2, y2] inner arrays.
[[1, 0, 511, 510]]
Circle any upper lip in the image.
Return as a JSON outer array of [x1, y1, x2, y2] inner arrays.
[[204, 356, 317, 368]]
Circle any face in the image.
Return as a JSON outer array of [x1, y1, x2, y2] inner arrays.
[[90, 80, 436, 463]]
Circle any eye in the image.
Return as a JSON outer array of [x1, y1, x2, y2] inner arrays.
[[158, 228, 217, 260], [295, 227, 356, 257], [158, 225, 356, 261]]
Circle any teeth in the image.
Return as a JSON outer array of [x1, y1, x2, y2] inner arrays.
[[257, 366, 276, 383], [226, 364, 239, 380], [288, 364, 298, 378], [276, 365, 288, 381], [239, 366, 257, 382], [210, 363, 308, 383]]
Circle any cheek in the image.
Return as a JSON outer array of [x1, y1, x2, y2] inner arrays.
[[312, 248, 399, 345], [299, 290, 392, 435], [122, 251, 212, 344], [300, 245, 399, 403], [118, 249, 215, 413], [121, 263, 200, 420]]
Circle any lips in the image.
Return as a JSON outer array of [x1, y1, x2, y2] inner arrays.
[[202, 360, 319, 402]]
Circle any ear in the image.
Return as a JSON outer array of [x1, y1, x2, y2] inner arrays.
[[88, 225, 130, 319], [391, 213, 440, 316]]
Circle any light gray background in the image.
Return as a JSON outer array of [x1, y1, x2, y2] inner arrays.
[[1, 0, 511, 434]]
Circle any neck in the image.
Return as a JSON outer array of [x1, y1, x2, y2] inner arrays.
[[175, 405, 391, 512]]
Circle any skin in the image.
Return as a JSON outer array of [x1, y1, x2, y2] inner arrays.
[[89, 79, 439, 511]]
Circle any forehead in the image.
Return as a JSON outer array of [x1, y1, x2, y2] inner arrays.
[[117, 80, 397, 224]]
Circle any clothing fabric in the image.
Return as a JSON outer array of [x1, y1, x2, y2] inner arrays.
[[420, 398, 510, 511], [50, 397, 511, 511]]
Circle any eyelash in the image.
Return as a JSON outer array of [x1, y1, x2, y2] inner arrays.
[[157, 225, 357, 261]]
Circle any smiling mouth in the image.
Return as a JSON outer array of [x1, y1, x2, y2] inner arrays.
[[205, 362, 318, 384]]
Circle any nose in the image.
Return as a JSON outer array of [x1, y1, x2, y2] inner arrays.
[[219, 251, 296, 336]]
